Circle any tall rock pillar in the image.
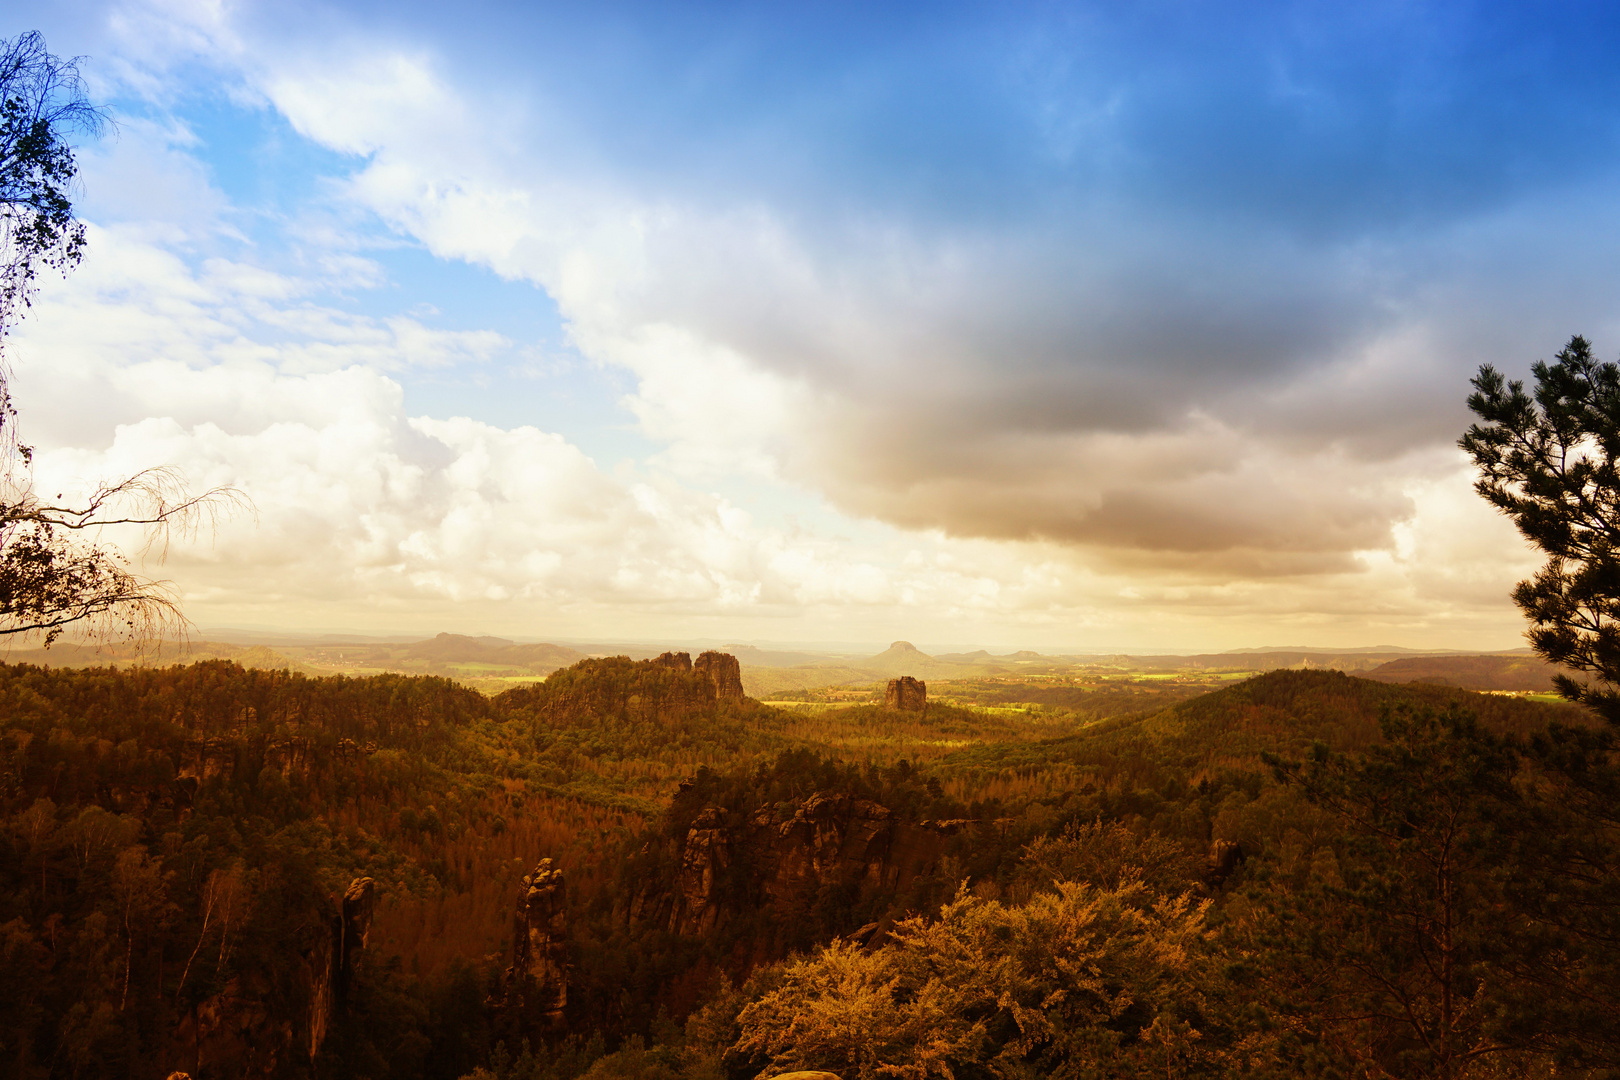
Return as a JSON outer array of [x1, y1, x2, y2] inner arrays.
[[508, 859, 569, 1026], [695, 651, 745, 699]]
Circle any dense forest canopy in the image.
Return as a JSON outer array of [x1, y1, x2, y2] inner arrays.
[[0, 652, 1615, 1080]]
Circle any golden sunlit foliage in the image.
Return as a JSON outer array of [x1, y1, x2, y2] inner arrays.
[[734, 881, 1213, 1080]]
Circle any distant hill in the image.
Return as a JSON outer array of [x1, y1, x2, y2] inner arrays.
[[720, 644, 844, 668], [1122, 650, 1421, 673], [935, 648, 1053, 665], [0, 640, 302, 671], [1361, 653, 1575, 691], [940, 668, 1595, 798], [857, 640, 983, 679], [742, 640, 1072, 696], [403, 633, 584, 670], [935, 648, 995, 662], [1221, 644, 1439, 655]]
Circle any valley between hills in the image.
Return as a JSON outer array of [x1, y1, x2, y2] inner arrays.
[[0, 629, 1572, 700], [1, 641, 1614, 1080]]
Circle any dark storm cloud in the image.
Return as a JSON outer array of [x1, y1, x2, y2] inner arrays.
[[205, 0, 1620, 572]]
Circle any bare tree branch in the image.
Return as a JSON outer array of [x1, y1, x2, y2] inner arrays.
[[0, 32, 247, 649]]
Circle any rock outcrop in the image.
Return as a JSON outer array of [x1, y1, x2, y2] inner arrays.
[[175, 734, 376, 786], [309, 876, 377, 1059], [1204, 839, 1245, 890], [506, 651, 751, 728], [521, 654, 743, 725], [335, 877, 376, 1005], [674, 809, 732, 935], [506, 859, 569, 1026], [764, 794, 899, 906], [884, 676, 927, 711], [175, 973, 284, 1077], [177, 875, 374, 1077], [638, 791, 948, 966], [695, 650, 745, 699], [178, 736, 240, 781]]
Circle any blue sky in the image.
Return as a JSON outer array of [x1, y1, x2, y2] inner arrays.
[[6, 1, 1616, 650]]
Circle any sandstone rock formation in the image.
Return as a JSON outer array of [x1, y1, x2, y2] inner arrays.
[[640, 791, 948, 966], [178, 874, 375, 1076], [175, 973, 285, 1078], [1204, 839, 1245, 890], [176, 733, 377, 786], [654, 651, 693, 672], [673, 808, 732, 935], [884, 676, 927, 711], [695, 650, 745, 699], [309, 875, 377, 1059], [507, 859, 569, 1026], [335, 877, 376, 1004], [764, 794, 899, 907], [524, 654, 733, 724], [178, 736, 239, 782]]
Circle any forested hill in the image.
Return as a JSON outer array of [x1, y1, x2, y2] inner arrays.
[[0, 658, 1615, 1080], [1360, 651, 1570, 690]]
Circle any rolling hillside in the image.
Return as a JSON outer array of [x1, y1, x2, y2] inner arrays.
[[1360, 652, 1572, 691]]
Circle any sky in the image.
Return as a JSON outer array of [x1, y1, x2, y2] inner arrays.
[[7, 0, 1619, 652]]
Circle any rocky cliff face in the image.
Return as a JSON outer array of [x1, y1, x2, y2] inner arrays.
[[761, 793, 906, 906], [335, 877, 376, 1005], [177, 875, 375, 1077], [636, 791, 948, 964], [176, 734, 377, 785], [504, 651, 751, 728], [1203, 839, 1245, 890], [308, 875, 377, 1057], [525, 654, 749, 725], [503, 859, 569, 1026], [885, 676, 927, 711], [695, 650, 745, 699], [673, 808, 733, 935]]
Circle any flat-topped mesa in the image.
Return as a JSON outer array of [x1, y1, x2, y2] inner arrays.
[[695, 650, 745, 699], [523, 653, 737, 724], [885, 676, 926, 712]]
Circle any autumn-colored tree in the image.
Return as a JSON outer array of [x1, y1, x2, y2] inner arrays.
[[733, 879, 1213, 1080]]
